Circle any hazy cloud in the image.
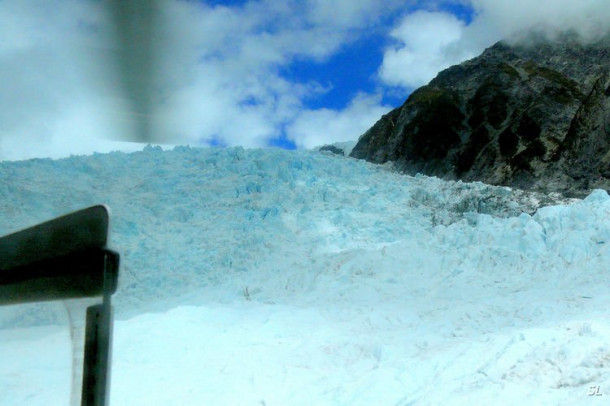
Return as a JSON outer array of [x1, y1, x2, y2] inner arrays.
[[287, 93, 391, 149], [0, 0, 143, 160], [4, 0, 608, 161], [379, 11, 472, 88], [0, 0, 407, 160], [470, 0, 610, 43], [378, 0, 610, 91], [151, 0, 405, 147]]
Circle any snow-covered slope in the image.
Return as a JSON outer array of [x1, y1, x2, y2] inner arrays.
[[1, 146, 610, 405]]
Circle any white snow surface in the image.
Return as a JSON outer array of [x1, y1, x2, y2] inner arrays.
[[1, 145, 610, 405]]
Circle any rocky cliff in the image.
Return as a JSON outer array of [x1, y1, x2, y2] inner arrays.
[[350, 34, 610, 197]]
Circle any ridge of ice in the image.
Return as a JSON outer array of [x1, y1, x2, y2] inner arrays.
[[2, 146, 610, 405]]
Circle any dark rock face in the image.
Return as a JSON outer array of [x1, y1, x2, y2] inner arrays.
[[350, 35, 610, 197], [319, 145, 345, 155]]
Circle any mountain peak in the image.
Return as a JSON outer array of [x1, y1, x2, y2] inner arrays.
[[351, 35, 610, 197]]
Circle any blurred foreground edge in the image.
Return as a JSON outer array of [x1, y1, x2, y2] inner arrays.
[[109, 0, 160, 143], [0, 205, 120, 406], [0, 205, 119, 304]]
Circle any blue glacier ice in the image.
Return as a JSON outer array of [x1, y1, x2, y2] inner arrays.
[[2, 146, 610, 405]]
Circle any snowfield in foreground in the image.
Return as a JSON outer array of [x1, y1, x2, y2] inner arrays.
[[1, 146, 610, 405]]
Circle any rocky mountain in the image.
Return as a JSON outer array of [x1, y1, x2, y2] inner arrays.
[[350, 34, 610, 197]]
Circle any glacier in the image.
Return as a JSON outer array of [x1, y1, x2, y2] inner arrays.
[[1, 145, 609, 405]]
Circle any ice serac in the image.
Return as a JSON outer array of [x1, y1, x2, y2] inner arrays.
[[350, 34, 610, 197]]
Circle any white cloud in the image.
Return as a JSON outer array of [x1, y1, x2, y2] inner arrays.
[[148, 0, 407, 148], [306, 0, 398, 30], [379, 10, 474, 89], [469, 0, 610, 43], [287, 93, 391, 149], [13, 0, 610, 160], [148, 1, 308, 146], [0, 0, 142, 161], [0, 0, 411, 160], [379, 0, 610, 91]]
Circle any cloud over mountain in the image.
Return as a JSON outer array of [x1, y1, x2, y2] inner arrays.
[[379, 0, 610, 89]]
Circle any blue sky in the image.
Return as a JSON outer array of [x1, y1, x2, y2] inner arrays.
[[0, 0, 608, 160]]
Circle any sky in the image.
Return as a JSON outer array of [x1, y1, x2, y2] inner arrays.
[[0, 0, 609, 161]]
